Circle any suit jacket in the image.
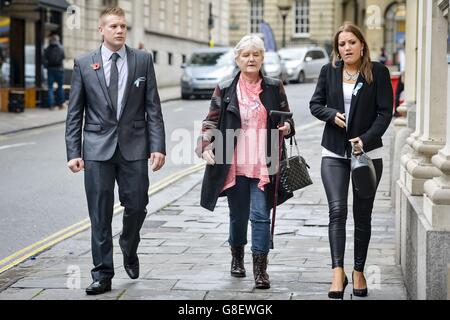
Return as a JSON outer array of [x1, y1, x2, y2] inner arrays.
[[65, 44, 166, 162], [309, 61, 393, 157], [195, 72, 296, 211]]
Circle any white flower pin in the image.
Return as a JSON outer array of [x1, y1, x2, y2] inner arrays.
[[353, 82, 363, 96], [134, 77, 146, 88]]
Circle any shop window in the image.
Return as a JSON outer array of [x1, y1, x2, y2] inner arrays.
[[0, 16, 10, 88]]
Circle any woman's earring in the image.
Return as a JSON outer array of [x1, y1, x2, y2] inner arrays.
[[360, 50, 364, 57]]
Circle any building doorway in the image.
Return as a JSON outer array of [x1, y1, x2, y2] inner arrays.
[[384, 1, 406, 66]]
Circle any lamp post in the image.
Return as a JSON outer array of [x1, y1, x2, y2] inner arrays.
[[277, 0, 292, 48]]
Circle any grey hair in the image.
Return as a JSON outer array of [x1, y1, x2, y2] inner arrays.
[[234, 34, 265, 59]]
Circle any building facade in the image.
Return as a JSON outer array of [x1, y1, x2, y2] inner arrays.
[[63, 0, 229, 87], [229, 0, 340, 53], [0, 0, 230, 112], [393, 0, 450, 299]]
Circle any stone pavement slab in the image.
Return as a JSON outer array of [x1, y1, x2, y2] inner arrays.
[[0, 122, 407, 300]]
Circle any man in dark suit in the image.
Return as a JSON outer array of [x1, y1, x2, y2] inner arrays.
[[65, 7, 166, 295]]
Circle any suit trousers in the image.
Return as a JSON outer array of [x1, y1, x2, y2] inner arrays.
[[84, 145, 149, 281], [321, 157, 383, 272]]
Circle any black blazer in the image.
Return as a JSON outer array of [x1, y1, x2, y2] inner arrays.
[[309, 61, 393, 157]]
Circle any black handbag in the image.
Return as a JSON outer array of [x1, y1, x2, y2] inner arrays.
[[279, 137, 313, 193], [350, 144, 377, 199]]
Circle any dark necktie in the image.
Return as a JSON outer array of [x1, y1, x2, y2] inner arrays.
[[108, 52, 120, 117]]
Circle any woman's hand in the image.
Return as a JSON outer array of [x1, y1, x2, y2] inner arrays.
[[334, 112, 346, 128], [278, 121, 291, 136], [202, 149, 215, 165], [349, 137, 364, 155]]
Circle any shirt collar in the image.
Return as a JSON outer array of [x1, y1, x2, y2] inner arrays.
[[101, 43, 126, 61]]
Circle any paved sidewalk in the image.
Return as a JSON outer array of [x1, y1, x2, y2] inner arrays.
[[0, 122, 407, 300], [0, 85, 180, 135]]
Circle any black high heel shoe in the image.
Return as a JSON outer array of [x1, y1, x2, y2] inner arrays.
[[352, 271, 368, 297], [328, 275, 348, 299]]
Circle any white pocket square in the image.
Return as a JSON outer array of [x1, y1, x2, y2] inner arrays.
[[134, 77, 146, 88]]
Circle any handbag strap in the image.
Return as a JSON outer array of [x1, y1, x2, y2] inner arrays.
[[289, 136, 301, 158], [286, 136, 301, 169], [351, 142, 367, 157]]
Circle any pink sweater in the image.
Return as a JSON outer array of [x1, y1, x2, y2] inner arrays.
[[221, 75, 270, 192]]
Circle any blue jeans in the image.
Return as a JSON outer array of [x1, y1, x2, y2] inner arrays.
[[47, 69, 64, 107], [226, 176, 271, 254]]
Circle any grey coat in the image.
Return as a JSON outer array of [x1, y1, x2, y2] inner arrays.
[[65, 45, 165, 162]]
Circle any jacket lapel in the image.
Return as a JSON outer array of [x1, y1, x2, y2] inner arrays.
[[347, 74, 365, 128], [92, 47, 114, 112], [119, 45, 136, 119], [336, 61, 345, 113], [225, 73, 241, 122]]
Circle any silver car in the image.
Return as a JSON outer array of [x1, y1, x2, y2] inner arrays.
[[262, 51, 288, 84], [279, 46, 329, 83], [181, 48, 237, 99]]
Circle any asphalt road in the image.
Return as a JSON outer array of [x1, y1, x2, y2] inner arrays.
[[0, 82, 317, 260]]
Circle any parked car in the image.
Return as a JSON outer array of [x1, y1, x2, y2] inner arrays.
[[181, 47, 237, 99], [262, 51, 288, 84], [278, 46, 329, 83]]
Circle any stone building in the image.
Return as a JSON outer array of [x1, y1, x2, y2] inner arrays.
[[228, 0, 406, 63], [0, 0, 230, 111], [229, 0, 342, 53], [393, 0, 450, 299], [63, 0, 230, 87]]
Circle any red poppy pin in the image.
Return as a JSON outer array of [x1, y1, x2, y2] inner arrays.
[[91, 63, 100, 70]]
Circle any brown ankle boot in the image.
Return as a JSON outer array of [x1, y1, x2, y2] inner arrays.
[[230, 246, 246, 277], [252, 252, 270, 289]]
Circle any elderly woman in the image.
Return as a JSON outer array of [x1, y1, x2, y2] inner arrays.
[[195, 35, 295, 289]]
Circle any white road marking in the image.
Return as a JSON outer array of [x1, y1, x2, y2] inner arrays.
[[0, 142, 36, 150]]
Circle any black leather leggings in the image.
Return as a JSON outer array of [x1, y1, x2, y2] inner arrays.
[[321, 157, 383, 272]]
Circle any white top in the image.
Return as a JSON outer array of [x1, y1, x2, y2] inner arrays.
[[101, 44, 128, 119], [322, 82, 384, 160]]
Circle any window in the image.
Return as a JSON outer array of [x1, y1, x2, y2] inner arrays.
[[103, 0, 118, 7], [312, 50, 325, 60], [168, 52, 173, 65], [152, 50, 158, 64], [250, 0, 264, 34], [295, 0, 309, 35], [182, 54, 187, 64]]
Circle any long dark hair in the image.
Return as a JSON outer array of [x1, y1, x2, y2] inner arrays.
[[331, 22, 373, 84]]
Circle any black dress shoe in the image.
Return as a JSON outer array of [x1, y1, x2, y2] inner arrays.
[[85, 280, 111, 295], [352, 271, 368, 297], [124, 255, 140, 279], [328, 276, 348, 300]]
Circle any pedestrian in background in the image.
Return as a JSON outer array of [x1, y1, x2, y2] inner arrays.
[[309, 22, 393, 299], [43, 34, 65, 110], [378, 47, 387, 65], [394, 41, 406, 116], [196, 35, 295, 289]]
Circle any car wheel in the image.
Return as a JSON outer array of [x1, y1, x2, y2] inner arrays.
[[298, 71, 305, 83], [181, 92, 190, 100]]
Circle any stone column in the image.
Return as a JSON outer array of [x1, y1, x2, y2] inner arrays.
[[404, 0, 445, 195], [400, 0, 426, 186], [394, 0, 418, 128], [423, 2, 450, 228]]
